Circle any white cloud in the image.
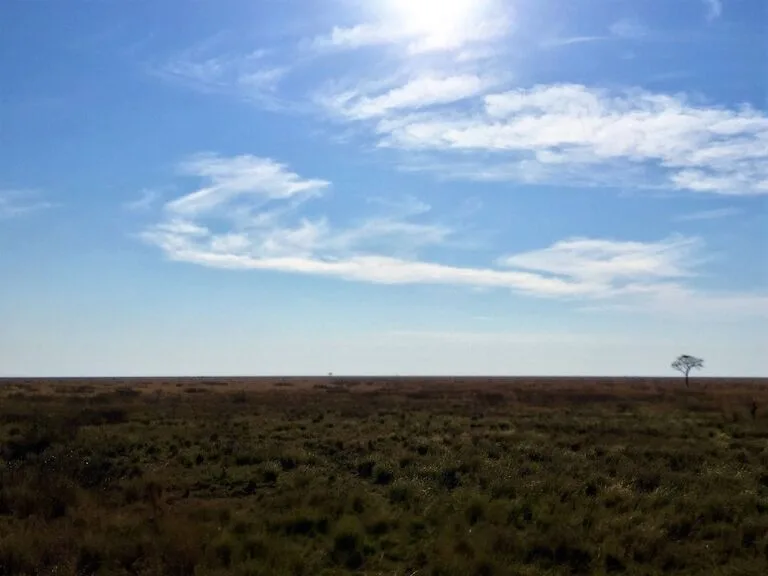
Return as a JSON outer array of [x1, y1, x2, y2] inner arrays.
[[156, 45, 287, 108], [314, 23, 401, 50], [500, 236, 702, 283], [315, 19, 509, 55], [674, 207, 742, 221], [312, 0, 511, 55], [540, 35, 608, 48], [0, 190, 54, 219], [148, 39, 768, 226], [372, 84, 768, 195], [143, 153, 453, 261], [154, 219, 209, 237], [149, 3, 764, 200], [540, 16, 649, 49], [152, 250, 598, 297], [321, 74, 492, 120], [704, 0, 723, 21], [166, 153, 330, 216], [671, 170, 768, 195], [140, 153, 767, 318]]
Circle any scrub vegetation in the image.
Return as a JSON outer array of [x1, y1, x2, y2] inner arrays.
[[1, 376, 767, 575]]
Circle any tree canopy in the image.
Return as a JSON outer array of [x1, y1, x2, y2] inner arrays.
[[672, 354, 704, 386]]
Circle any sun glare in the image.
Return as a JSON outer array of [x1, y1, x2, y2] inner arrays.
[[385, 0, 483, 41]]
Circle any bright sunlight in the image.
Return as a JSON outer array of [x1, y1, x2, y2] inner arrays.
[[380, 0, 495, 50], [388, 0, 477, 34]]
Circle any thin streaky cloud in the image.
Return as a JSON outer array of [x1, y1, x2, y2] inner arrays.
[[140, 153, 768, 318], [124, 188, 161, 212], [153, 44, 290, 110], [166, 153, 330, 217], [499, 235, 703, 282], [319, 73, 496, 120], [541, 18, 647, 49], [540, 35, 609, 48], [0, 189, 55, 219], [675, 207, 743, 221]]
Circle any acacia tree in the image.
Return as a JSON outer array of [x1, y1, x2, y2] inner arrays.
[[671, 354, 704, 387]]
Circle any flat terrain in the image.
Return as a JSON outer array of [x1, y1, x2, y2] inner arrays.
[[1, 376, 768, 575]]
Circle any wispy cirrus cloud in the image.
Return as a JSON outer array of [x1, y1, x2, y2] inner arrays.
[[541, 16, 648, 48], [317, 73, 496, 120], [369, 84, 768, 195], [124, 188, 162, 212], [166, 153, 330, 217], [499, 236, 703, 284], [155, 0, 514, 118], [148, 2, 766, 198], [313, 11, 767, 196], [0, 190, 55, 219], [154, 44, 288, 109], [139, 153, 768, 317], [674, 207, 743, 221], [143, 153, 451, 263], [540, 35, 607, 48]]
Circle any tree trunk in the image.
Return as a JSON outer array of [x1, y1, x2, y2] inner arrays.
[[685, 372, 689, 388]]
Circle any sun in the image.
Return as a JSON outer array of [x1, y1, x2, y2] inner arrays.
[[362, 0, 504, 53], [390, 0, 474, 31], [385, 0, 482, 41]]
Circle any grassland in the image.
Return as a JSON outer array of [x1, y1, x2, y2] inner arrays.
[[1, 376, 768, 575]]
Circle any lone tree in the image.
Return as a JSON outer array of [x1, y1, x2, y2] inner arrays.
[[671, 354, 704, 387]]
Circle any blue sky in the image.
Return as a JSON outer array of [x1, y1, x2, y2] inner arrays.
[[1, 0, 766, 377]]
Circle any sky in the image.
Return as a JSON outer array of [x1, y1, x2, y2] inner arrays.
[[1, 0, 766, 377]]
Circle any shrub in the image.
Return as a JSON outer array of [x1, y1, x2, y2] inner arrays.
[[373, 465, 395, 486], [356, 459, 375, 479], [388, 482, 412, 505], [332, 516, 365, 569], [210, 534, 236, 568], [439, 467, 461, 491], [261, 463, 280, 484], [634, 470, 662, 493], [465, 496, 486, 525]]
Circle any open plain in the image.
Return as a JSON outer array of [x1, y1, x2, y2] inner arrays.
[[2, 376, 768, 575]]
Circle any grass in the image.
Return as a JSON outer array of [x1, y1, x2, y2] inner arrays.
[[1, 376, 767, 575]]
